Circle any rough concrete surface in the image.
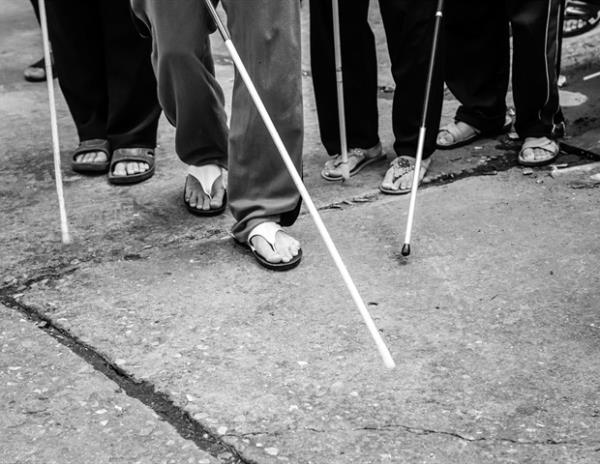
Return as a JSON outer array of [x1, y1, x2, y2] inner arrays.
[[1, 0, 600, 463], [15, 172, 600, 464], [0, 304, 218, 464]]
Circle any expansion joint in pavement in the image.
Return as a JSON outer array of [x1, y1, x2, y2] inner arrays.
[[0, 291, 253, 464]]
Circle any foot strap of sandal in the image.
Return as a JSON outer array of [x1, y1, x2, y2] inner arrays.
[[439, 121, 480, 142], [188, 165, 222, 198], [521, 137, 558, 153], [248, 222, 281, 251]]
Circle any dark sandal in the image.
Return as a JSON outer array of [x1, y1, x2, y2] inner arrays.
[[108, 147, 155, 185], [71, 139, 111, 174]]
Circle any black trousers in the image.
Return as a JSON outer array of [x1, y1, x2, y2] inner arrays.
[[309, 0, 444, 159], [445, 0, 563, 138], [46, 0, 161, 149], [30, 0, 40, 22]]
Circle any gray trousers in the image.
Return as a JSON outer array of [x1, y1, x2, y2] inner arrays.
[[131, 0, 304, 242]]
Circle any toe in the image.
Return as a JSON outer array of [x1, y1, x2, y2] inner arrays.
[[113, 162, 126, 177], [209, 176, 225, 209], [189, 192, 200, 208], [437, 131, 453, 145], [201, 194, 211, 210], [94, 151, 107, 164], [399, 173, 414, 191]]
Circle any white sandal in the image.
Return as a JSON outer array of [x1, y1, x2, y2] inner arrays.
[[247, 222, 302, 271]]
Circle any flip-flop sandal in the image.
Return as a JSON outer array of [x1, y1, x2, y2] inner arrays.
[[71, 139, 111, 174], [437, 115, 513, 150], [379, 156, 431, 195], [247, 222, 302, 271], [518, 137, 560, 167], [108, 147, 155, 185], [184, 165, 227, 216], [321, 143, 385, 181]]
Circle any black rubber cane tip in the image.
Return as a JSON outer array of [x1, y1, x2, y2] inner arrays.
[[401, 243, 411, 256]]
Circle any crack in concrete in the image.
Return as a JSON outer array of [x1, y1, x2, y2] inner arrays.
[[0, 294, 253, 464], [302, 424, 588, 447], [354, 424, 585, 447], [1, 147, 598, 464]]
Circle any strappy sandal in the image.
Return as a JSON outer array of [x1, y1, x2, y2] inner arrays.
[[71, 139, 111, 174], [247, 222, 302, 271], [108, 147, 155, 185], [183, 165, 227, 216], [321, 143, 385, 181], [379, 156, 432, 195], [518, 137, 560, 167]]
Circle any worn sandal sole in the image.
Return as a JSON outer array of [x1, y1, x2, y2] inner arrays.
[[184, 191, 227, 216], [251, 247, 303, 271], [109, 167, 155, 185]]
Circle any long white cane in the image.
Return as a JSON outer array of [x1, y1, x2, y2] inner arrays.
[[401, 0, 444, 257], [38, 0, 71, 244], [204, 0, 395, 369], [332, 0, 350, 181]]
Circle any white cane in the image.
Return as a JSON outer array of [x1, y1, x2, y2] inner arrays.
[[203, 0, 395, 369], [332, 0, 350, 181], [38, 0, 71, 245], [401, 0, 445, 257]]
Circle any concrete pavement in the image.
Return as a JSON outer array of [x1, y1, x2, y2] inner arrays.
[[1, 0, 600, 463]]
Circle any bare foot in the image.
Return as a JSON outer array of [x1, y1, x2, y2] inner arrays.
[[112, 160, 149, 177], [250, 224, 301, 264], [437, 121, 479, 147], [74, 151, 108, 166], [184, 165, 227, 212], [380, 156, 432, 194], [518, 137, 559, 166]]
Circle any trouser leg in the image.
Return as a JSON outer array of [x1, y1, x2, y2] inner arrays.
[[98, 1, 161, 150], [507, 0, 563, 138], [46, 0, 108, 142], [30, 0, 40, 23], [445, 0, 510, 133], [378, 0, 444, 159], [309, 0, 379, 155], [130, 0, 228, 167], [224, 0, 304, 242]]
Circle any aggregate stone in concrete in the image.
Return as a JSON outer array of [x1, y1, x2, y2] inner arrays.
[[18, 173, 600, 463], [0, 304, 218, 464]]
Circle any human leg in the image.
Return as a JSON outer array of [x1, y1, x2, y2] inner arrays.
[[223, 0, 304, 267], [99, 0, 161, 182], [131, 0, 228, 208]]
